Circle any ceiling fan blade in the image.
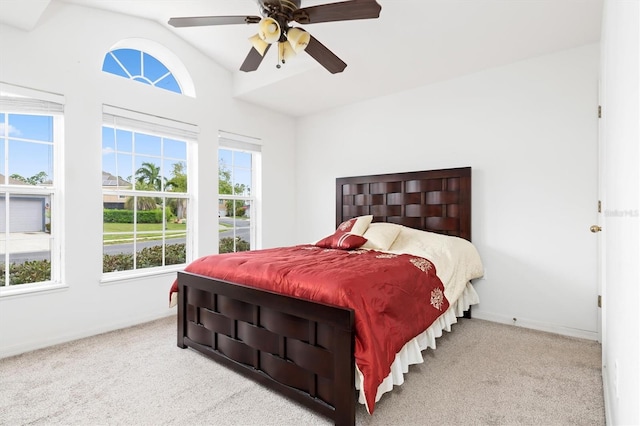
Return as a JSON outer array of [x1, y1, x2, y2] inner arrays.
[[168, 15, 261, 28], [240, 45, 272, 72], [293, 0, 381, 25], [305, 35, 347, 74]]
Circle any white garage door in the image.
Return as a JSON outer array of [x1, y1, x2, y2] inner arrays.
[[0, 197, 45, 233]]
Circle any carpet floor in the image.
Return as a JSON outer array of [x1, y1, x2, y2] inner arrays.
[[0, 316, 605, 425]]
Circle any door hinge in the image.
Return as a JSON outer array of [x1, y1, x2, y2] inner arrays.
[[598, 200, 602, 213], [598, 105, 602, 118], [598, 295, 602, 308]]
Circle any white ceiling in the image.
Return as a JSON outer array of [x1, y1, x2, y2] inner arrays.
[[1, 0, 604, 117]]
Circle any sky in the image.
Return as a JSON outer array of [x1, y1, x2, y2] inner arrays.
[[0, 113, 54, 182]]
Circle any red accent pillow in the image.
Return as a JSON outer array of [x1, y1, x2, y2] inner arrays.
[[315, 232, 368, 250]]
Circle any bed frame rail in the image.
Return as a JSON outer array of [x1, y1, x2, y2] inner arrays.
[[177, 271, 356, 425]]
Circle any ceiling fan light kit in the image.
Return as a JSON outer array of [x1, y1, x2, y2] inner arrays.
[[286, 27, 310, 53], [168, 0, 382, 74], [249, 34, 270, 56], [257, 17, 281, 44]]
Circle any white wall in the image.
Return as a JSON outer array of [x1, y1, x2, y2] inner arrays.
[[295, 44, 600, 339], [0, 2, 297, 358], [600, 1, 640, 424]]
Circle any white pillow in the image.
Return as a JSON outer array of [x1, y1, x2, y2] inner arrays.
[[387, 225, 484, 302], [361, 223, 402, 251]]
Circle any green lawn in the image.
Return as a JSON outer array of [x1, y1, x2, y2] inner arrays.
[[103, 222, 187, 243]]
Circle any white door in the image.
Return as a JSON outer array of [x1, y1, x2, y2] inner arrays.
[[598, 1, 640, 423]]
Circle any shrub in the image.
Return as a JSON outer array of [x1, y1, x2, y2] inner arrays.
[[102, 243, 186, 272], [219, 237, 250, 254], [103, 209, 164, 224], [0, 260, 51, 285]]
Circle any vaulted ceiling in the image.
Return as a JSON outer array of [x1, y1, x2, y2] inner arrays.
[[0, 0, 604, 117]]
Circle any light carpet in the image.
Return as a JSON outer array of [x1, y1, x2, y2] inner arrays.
[[0, 316, 604, 425]]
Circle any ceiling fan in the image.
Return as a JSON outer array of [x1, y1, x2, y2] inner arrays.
[[168, 0, 382, 74]]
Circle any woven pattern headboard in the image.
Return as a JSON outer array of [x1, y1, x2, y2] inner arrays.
[[336, 167, 472, 241]]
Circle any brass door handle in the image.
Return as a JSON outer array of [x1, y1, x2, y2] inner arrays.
[[590, 225, 602, 233]]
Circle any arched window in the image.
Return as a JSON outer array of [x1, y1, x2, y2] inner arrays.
[[101, 38, 195, 97]]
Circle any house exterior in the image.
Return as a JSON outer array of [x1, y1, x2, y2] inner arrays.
[[102, 171, 131, 209], [0, 174, 49, 232]]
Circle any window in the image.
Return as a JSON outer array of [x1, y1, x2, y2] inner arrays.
[[101, 38, 196, 97], [102, 106, 196, 277], [0, 85, 63, 292], [218, 132, 261, 253], [103, 48, 182, 94]]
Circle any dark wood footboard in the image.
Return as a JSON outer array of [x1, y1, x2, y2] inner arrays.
[[177, 271, 356, 426]]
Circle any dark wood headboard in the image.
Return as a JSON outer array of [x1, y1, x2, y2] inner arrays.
[[336, 167, 472, 241]]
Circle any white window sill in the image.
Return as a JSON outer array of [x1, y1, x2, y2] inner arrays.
[[100, 264, 185, 285], [0, 282, 69, 299]]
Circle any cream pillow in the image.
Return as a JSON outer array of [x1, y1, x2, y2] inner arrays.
[[361, 223, 402, 251], [336, 215, 373, 236]]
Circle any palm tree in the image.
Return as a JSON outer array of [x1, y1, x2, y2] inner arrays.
[[135, 162, 162, 191], [126, 162, 162, 211], [165, 162, 187, 220]]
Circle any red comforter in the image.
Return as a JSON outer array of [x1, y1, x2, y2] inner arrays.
[[170, 245, 449, 413]]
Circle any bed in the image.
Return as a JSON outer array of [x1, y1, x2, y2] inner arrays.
[[171, 167, 483, 426]]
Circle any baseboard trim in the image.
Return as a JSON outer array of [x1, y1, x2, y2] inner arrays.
[[0, 310, 175, 359], [472, 310, 599, 341], [602, 364, 614, 426]]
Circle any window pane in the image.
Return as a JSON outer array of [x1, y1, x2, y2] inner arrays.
[[143, 53, 169, 82], [218, 199, 251, 253], [8, 140, 53, 184], [166, 196, 186, 265], [164, 138, 186, 160], [103, 245, 134, 273], [134, 157, 161, 191], [165, 242, 185, 266], [115, 129, 133, 153], [102, 52, 129, 78], [0, 139, 5, 178], [136, 233, 162, 269], [0, 238, 5, 286], [103, 216, 134, 273], [102, 126, 116, 152], [155, 74, 181, 94], [164, 160, 187, 193], [8, 114, 53, 142], [7, 238, 51, 285], [112, 49, 142, 77], [115, 153, 133, 188], [219, 149, 233, 195], [234, 151, 252, 169], [233, 168, 251, 196], [135, 132, 161, 156]]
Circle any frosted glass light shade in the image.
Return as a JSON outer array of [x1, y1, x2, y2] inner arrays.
[[258, 17, 281, 44], [287, 27, 310, 53], [278, 41, 297, 63], [249, 34, 269, 56]]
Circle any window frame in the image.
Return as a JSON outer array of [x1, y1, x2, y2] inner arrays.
[[101, 106, 196, 281], [102, 38, 196, 98], [0, 84, 65, 296], [218, 131, 262, 253]]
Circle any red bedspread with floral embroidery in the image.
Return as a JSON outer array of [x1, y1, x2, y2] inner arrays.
[[170, 245, 449, 413]]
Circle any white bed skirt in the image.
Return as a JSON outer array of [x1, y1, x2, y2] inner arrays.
[[355, 282, 480, 412]]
